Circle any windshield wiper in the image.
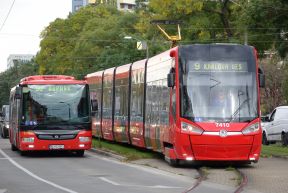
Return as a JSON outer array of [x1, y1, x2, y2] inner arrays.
[[229, 98, 250, 122]]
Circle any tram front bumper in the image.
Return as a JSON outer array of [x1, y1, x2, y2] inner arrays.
[[189, 132, 261, 161]]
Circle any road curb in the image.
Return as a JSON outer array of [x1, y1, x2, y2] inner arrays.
[[88, 148, 126, 161], [261, 154, 288, 160], [271, 155, 288, 160]]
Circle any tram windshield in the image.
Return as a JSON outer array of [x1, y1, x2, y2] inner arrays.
[[179, 45, 259, 123]]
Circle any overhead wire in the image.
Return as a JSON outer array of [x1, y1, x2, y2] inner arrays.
[[0, 0, 16, 33], [0, 32, 285, 42]]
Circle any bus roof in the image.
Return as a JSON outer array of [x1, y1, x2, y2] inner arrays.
[[19, 75, 87, 85]]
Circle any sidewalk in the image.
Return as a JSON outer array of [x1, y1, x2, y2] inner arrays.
[[240, 157, 288, 193]]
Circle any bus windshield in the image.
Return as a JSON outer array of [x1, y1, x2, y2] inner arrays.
[[21, 84, 90, 126], [179, 45, 258, 123]]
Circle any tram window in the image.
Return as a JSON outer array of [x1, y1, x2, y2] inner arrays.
[[171, 88, 176, 118]]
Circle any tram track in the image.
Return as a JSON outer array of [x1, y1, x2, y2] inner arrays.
[[234, 168, 248, 193], [182, 168, 206, 193], [182, 166, 249, 193]]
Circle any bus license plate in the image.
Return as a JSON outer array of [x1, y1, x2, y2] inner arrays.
[[49, 145, 64, 150]]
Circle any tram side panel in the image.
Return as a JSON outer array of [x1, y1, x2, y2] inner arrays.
[[86, 71, 104, 138], [113, 64, 131, 143], [102, 68, 115, 141], [129, 60, 147, 148], [145, 50, 174, 152]]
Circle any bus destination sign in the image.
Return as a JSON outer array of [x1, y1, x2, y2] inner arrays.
[[28, 85, 73, 93]]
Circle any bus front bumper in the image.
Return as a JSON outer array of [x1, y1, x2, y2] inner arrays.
[[19, 131, 92, 151]]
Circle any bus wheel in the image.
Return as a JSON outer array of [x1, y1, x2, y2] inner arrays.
[[262, 132, 269, 145], [11, 144, 17, 151], [75, 150, 84, 157], [20, 151, 28, 156]]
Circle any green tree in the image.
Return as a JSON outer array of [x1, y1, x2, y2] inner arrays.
[[36, 5, 167, 79], [239, 0, 288, 57], [36, 5, 117, 75], [148, 0, 242, 43], [0, 60, 38, 107]]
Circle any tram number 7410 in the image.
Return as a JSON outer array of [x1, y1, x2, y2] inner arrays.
[[215, 123, 230, 128]]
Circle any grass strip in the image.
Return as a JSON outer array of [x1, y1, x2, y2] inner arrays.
[[261, 144, 288, 158], [92, 138, 159, 161]]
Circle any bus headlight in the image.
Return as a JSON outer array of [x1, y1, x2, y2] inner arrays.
[[22, 137, 34, 143], [242, 123, 260, 135], [5, 124, 9, 128], [79, 137, 91, 142], [181, 122, 203, 135]]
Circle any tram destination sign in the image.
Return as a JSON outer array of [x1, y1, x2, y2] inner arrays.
[[190, 61, 248, 72]]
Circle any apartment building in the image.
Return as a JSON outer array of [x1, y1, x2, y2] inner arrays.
[[72, 0, 88, 13], [7, 54, 34, 69], [73, 0, 137, 12]]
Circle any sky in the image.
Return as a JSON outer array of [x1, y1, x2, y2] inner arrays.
[[0, 0, 72, 72]]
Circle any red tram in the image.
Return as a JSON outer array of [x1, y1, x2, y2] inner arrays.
[[9, 75, 92, 156], [86, 44, 265, 164]]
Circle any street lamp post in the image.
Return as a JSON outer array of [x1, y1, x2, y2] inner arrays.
[[124, 36, 149, 59]]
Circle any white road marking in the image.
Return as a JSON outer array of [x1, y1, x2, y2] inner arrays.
[[98, 176, 182, 189], [99, 177, 120, 186], [0, 189, 7, 193], [0, 149, 78, 193], [86, 151, 189, 179], [126, 184, 182, 189]]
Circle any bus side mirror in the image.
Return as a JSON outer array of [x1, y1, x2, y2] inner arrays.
[[15, 87, 22, 99], [258, 67, 265, 88], [167, 73, 175, 87]]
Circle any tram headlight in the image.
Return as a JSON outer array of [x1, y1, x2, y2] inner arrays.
[[242, 123, 260, 135], [181, 122, 203, 135]]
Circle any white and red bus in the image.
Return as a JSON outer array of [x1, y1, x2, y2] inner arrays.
[[9, 75, 92, 156], [86, 44, 265, 165]]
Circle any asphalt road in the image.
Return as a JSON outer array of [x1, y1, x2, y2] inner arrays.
[[0, 138, 193, 193], [2, 137, 288, 193]]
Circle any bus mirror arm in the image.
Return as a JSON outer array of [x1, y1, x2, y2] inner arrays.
[[167, 73, 175, 87]]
